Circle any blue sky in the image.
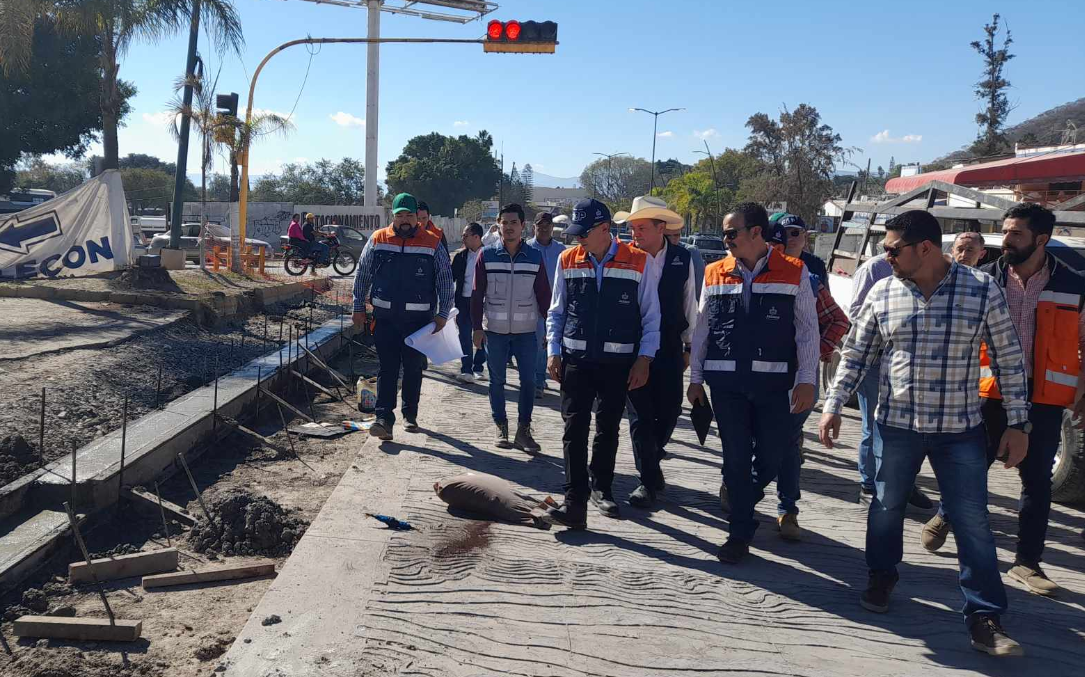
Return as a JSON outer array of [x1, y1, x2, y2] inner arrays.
[[85, 0, 1085, 187]]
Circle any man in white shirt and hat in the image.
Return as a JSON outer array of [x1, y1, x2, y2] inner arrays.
[[614, 196, 698, 507]]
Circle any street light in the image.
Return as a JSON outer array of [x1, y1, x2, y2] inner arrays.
[[629, 107, 684, 192], [693, 140, 721, 232], [593, 151, 629, 200]]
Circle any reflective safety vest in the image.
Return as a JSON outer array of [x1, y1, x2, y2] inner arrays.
[[480, 242, 545, 335], [424, 220, 445, 246], [368, 226, 441, 321], [657, 240, 693, 354], [978, 254, 1085, 407], [703, 248, 804, 392], [559, 241, 647, 364]]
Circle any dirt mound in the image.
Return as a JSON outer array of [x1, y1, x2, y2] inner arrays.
[[3, 646, 162, 677], [0, 435, 38, 487], [188, 491, 308, 557]]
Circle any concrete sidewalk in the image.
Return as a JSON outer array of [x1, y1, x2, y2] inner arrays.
[[221, 361, 1085, 676]]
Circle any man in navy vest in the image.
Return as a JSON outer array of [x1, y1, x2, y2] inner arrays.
[[543, 199, 661, 528], [470, 203, 552, 452], [352, 193, 453, 441], [688, 202, 819, 564], [614, 196, 697, 508]]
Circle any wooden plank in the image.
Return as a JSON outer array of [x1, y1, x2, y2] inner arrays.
[[879, 183, 933, 209], [926, 180, 1017, 210], [1058, 192, 1085, 210], [298, 343, 352, 391], [123, 487, 197, 526], [289, 368, 345, 402], [258, 386, 315, 423], [216, 415, 292, 456], [14, 616, 142, 642], [142, 561, 277, 589], [69, 548, 179, 584]]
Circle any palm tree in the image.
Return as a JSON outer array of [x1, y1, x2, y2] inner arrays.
[[0, 0, 243, 169], [216, 110, 295, 202]]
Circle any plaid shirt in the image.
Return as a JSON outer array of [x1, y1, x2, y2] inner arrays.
[[825, 261, 1029, 433], [816, 282, 850, 361]]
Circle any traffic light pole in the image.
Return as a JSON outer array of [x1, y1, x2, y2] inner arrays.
[[169, 0, 202, 251], [236, 37, 484, 271]]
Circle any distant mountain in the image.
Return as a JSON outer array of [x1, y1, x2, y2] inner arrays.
[[935, 97, 1085, 165], [533, 171, 581, 189]]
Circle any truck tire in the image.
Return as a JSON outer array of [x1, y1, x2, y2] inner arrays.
[[1052, 409, 1085, 505]]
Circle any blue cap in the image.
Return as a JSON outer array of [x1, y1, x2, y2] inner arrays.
[[766, 223, 787, 245], [566, 198, 611, 237], [777, 214, 808, 230]]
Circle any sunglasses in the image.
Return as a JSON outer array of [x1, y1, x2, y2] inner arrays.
[[883, 241, 920, 258], [722, 227, 747, 241], [785, 228, 805, 238]]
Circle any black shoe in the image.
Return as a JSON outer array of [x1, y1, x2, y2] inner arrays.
[[908, 485, 934, 511], [590, 490, 620, 518], [628, 484, 655, 509], [969, 616, 1024, 656], [403, 417, 420, 433], [370, 419, 393, 441], [860, 570, 899, 613], [719, 483, 731, 514], [716, 538, 749, 564], [540, 499, 587, 530]]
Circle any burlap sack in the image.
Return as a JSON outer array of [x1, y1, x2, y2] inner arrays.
[[434, 472, 552, 529]]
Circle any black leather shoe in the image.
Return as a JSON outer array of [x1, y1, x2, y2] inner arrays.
[[541, 499, 587, 530], [717, 538, 749, 564], [908, 485, 934, 511], [628, 484, 655, 509], [860, 570, 899, 613], [403, 417, 420, 433], [590, 490, 620, 518], [369, 419, 393, 441]]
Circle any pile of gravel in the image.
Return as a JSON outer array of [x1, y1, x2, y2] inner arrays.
[[188, 491, 308, 557]]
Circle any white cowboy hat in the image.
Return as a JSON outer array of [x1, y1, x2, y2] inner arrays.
[[612, 195, 683, 231], [552, 214, 570, 224]]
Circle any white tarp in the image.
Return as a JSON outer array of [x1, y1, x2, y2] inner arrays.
[[0, 169, 133, 280]]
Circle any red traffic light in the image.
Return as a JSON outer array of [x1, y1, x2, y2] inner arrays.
[[504, 20, 521, 41], [487, 20, 503, 40]]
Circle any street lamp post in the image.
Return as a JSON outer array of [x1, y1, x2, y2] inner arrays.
[[593, 151, 628, 201], [629, 107, 684, 193], [693, 139, 721, 232]]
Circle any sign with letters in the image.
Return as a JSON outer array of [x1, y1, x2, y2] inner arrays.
[[0, 170, 133, 280]]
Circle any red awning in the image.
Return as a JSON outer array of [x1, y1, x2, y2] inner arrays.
[[885, 150, 1085, 194]]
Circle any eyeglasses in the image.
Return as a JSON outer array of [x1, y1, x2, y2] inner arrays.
[[722, 227, 747, 241], [883, 241, 920, 258]]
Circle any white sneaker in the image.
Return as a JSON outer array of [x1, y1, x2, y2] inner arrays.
[[474, 371, 487, 382], [456, 372, 475, 384]]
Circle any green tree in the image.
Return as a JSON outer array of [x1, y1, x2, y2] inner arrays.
[[742, 104, 851, 224], [579, 156, 653, 208], [14, 157, 87, 194], [121, 166, 196, 209], [250, 158, 371, 205], [970, 13, 1015, 157], [207, 173, 231, 200], [215, 110, 294, 201], [0, 0, 243, 170], [458, 199, 484, 223], [662, 171, 716, 231], [0, 17, 113, 194], [385, 131, 501, 215]]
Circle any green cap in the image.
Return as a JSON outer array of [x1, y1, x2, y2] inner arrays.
[[392, 193, 418, 215]]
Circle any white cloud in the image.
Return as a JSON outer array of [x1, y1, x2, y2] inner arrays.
[[657, 130, 674, 138], [871, 129, 922, 144], [142, 111, 179, 127], [693, 128, 719, 140], [329, 111, 364, 127], [453, 120, 470, 127]]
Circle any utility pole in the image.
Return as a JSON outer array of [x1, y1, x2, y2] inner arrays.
[[364, 0, 380, 209], [693, 139, 720, 232], [169, 0, 202, 250], [630, 107, 684, 193]]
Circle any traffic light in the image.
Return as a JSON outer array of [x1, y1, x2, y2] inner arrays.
[[483, 20, 558, 54], [216, 92, 239, 118]]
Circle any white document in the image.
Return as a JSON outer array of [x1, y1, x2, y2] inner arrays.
[[404, 307, 465, 365]]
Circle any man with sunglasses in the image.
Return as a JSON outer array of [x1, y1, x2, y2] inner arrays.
[[688, 202, 819, 564], [819, 209, 1029, 656], [542, 199, 661, 528]]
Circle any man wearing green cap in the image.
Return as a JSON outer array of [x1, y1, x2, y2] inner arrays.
[[352, 193, 454, 440]]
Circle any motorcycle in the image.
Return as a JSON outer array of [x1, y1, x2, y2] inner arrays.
[[282, 234, 357, 276]]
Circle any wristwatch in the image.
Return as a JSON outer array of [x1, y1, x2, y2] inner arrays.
[[1009, 421, 1033, 434]]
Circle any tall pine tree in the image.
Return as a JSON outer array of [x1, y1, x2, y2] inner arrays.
[[970, 13, 1015, 157]]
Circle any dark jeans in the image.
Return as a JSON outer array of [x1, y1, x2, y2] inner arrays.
[[706, 379, 793, 543], [776, 372, 819, 516], [560, 359, 634, 501], [936, 397, 1065, 565], [871, 423, 1006, 624], [856, 366, 882, 490], [485, 331, 537, 425], [373, 317, 429, 425], [455, 299, 486, 374], [626, 345, 683, 490]]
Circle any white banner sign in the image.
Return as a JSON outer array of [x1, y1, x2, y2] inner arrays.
[[0, 170, 133, 280]]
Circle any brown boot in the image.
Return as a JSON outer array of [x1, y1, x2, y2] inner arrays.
[[921, 513, 951, 552], [777, 513, 802, 541]]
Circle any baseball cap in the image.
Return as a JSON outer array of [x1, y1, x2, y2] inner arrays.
[[768, 211, 788, 226], [777, 214, 808, 230], [566, 199, 611, 237], [392, 193, 418, 215], [766, 223, 787, 246], [534, 211, 553, 225]]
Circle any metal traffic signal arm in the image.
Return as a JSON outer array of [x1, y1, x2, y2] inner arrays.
[[236, 30, 557, 251]]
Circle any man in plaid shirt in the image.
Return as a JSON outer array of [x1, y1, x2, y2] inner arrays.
[[820, 210, 1029, 657]]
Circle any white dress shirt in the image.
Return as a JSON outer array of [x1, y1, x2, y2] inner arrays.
[[646, 240, 698, 346]]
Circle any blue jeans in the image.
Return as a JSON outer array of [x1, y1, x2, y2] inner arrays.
[[373, 317, 428, 425], [856, 366, 881, 490], [870, 423, 1007, 624], [455, 299, 486, 374], [485, 332, 537, 424], [776, 373, 819, 516], [706, 379, 793, 543], [534, 319, 548, 387]]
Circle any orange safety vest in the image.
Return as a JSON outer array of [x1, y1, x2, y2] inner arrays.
[[978, 255, 1084, 407]]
